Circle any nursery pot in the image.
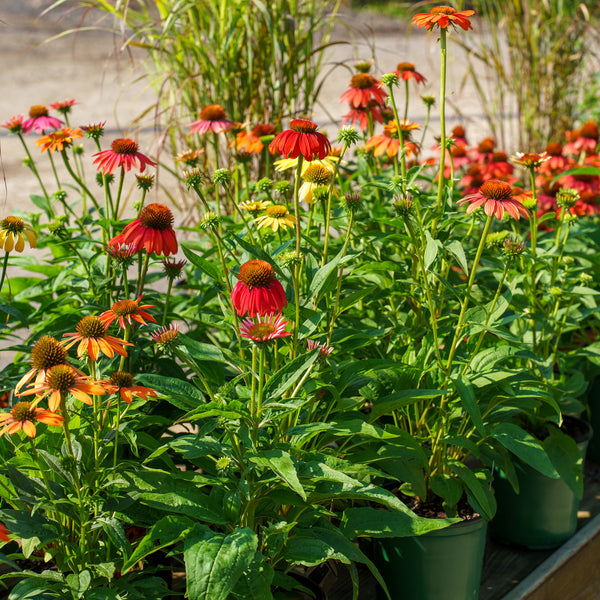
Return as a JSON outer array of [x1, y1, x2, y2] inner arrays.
[[372, 517, 487, 600], [490, 416, 593, 550], [585, 376, 600, 463]]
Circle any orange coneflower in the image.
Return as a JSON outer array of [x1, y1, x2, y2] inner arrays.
[[232, 124, 276, 154], [0, 401, 64, 438], [15, 336, 71, 393], [36, 127, 83, 154], [119, 203, 178, 256], [458, 180, 530, 221], [101, 371, 158, 404], [100, 295, 157, 330], [269, 119, 331, 161], [365, 120, 421, 159], [92, 138, 157, 175], [341, 102, 385, 132], [412, 6, 475, 31], [18, 364, 107, 412], [231, 260, 287, 317], [62, 316, 132, 361]]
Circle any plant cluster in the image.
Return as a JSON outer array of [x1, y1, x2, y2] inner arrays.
[[0, 4, 600, 600]]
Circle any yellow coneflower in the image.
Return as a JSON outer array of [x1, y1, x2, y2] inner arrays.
[[0, 217, 37, 253], [255, 205, 296, 232]]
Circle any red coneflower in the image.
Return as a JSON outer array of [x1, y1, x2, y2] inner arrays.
[[21, 105, 62, 134], [239, 313, 291, 343], [564, 121, 599, 156], [151, 323, 179, 346], [0, 401, 64, 438], [62, 316, 132, 361], [92, 138, 157, 175], [18, 364, 107, 412], [395, 62, 427, 85], [188, 104, 233, 135], [269, 119, 331, 161], [339, 74, 388, 109], [36, 127, 83, 154], [100, 295, 157, 330], [119, 203, 178, 256], [341, 103, 385, 132], [100, 371, 158, 404], [458, 179, 530, 220], [231, 259, 287, 317], [412, 6, 475, 31], [0, 523, 9, 542]]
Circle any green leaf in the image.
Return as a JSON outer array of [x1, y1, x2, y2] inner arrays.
[[424, 230, 439, 270], [249, 449, 306, 500], [136, 374, 204, 410], [491, 423, 558, 478], [181, 243, 223, 283], [429, 473, 463, 509], [122, 515, 194, 572], [445, 239, 468, 275], [341, 506, 457, 539], [184, 525, 258, 600], [230, 551, 274, 600], [452, 375, 485, 435], [66, 570, 91, 599], [262, 351, 320, 402], [308, 249, 343, 304], [448, 462, 496, 520], [97, 517, 131, 559], [543, 426, 584, 499], [368, 389, 446, 420]]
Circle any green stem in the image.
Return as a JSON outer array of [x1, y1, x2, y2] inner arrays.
[[18, 134, 50, 201], [445, 215, 494, 374], [0, 252, 9, 294], [292, 157, 304, 357], [162, 277, 174, 326], [435, 29, 448, 220]]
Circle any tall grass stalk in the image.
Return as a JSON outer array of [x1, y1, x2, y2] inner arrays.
[[456, 0, 596, 150]]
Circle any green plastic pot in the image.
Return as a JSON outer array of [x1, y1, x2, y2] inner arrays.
[[372, 517, 488, 600], [490, 417, 592, 550]]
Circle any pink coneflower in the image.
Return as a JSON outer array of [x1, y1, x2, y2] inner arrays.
[[106, 236, 137, 263], [119, 203, 178, 256], [92, 138, 157, 175], [188, 104, 233, 135], [239, 314, 291, 343], [307, 339, 334, 357], [394, 62, 427, 85], [1, 114, 25, 134], [100, 295, 157, 330], [458, 179, 530, 220], [151, 323, 179, 346], [339, 74, 388, 109], [231, 259, 287, 317], [21, 105, 63, 134], [564, 121, 599, 156], [269, 119, 331, 161], [50, 98, 78, 115]]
